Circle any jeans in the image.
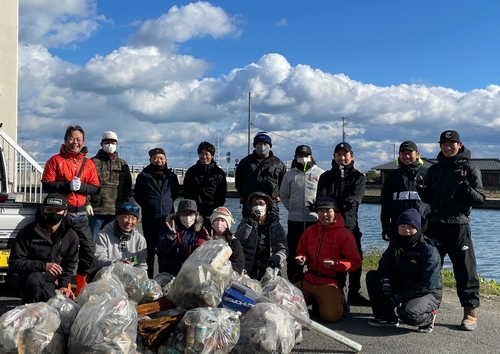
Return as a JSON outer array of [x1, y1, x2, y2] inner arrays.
[[89, 214, 116, 241]]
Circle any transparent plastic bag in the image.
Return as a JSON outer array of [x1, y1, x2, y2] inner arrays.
[[167, 240, 232, 309], [68, 294, 138, 354], [94, 262, 148, 304], [234, 303, 295, 354], [47, 290, 82, 335], [76, 269, 128, 306], [142, 278, 163, 303], [235, 273, 262, 294], [154, 272, 176, 295]]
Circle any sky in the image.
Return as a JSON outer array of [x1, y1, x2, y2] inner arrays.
[[14, 0, 500, 172]]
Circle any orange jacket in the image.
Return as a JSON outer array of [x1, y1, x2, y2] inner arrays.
[[42, 145, 100, 209], [296, 214, 361, 286]]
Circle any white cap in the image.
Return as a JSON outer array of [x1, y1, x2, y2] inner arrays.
[[101, 131, 118, 142]]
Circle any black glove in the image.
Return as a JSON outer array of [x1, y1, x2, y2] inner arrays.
[[415, 176, 426, 190], [381, 225, 391, 241], [247, 211, 257, 224], [267, 254, 281, 269], [307, 201, 317, 213]]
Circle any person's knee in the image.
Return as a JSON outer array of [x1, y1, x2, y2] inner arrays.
[[319, 304, 343, 323], [23, 272, 45, 287]]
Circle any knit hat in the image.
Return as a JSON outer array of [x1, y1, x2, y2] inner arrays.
[[253, 131, 272, 148], [295, 145, 312, 156], [116, 198, 140, 219], [396, 209, 421, 231], [101, 131, 118, 142], [334, 142, 353, 153], [439, 130, 461, 143], [209, 207, 236, 228], [399, 141, 418, 152], [149, 147, 166, 158], [42, 193, 68, 210], [178, 199, 197, 212]]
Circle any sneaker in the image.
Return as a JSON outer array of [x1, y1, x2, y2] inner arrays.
[[348, 292, 371, 306], [418, 310, 437, 333], [368, 318, 399, 327]]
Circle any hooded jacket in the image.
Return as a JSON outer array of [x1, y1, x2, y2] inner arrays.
[[134, 165, 180, 224], [42, 145, 100, 210], [8, 211, 79, 289], [417, 146, 485, 224], [90, 149, 132, 215], [280, 161, 325, 222], [296, 214, 361, 286], [316, 161, 366, 228]]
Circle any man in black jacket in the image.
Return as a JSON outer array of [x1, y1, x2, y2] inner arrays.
[[8, 193, 79, 303], [316, 142, 368, 306], [416, 130, 485, 331]]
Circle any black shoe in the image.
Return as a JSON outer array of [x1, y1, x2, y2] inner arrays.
[[342, 302, 350, 317], [368, 318, 399, 327], [348, 292, 371, 306]]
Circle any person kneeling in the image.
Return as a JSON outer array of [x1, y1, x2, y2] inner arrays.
[[294, 197, 361, 323], [366, 208, 442, 333], [92, 198, 147, 276]]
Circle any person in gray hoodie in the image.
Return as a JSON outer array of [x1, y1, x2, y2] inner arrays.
[[93, 198, 147, 275]]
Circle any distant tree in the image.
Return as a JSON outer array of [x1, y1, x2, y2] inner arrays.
[[365, 170, 381, 184]]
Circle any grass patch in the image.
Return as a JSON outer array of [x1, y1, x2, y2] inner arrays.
[[363, 247, 500, 297]]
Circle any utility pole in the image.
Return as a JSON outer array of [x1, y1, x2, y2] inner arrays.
[[248, 92, 251, 155], [393, 144, 396, 160], [216, 138, 220, 167], [341, 116, 348, 142]]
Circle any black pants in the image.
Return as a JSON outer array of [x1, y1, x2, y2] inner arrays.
[[142, 222, 163, 279], [67, 213, 94, 276], [426, 222, 480, 308], [366, 270, 440, 326], [341, 226, 363, 294], [19, 272, 56, 304], [286, 220, 316, 281]]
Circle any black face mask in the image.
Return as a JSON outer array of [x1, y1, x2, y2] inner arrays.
[[44, 213, 64, 226], [396, 231, 421, 250]]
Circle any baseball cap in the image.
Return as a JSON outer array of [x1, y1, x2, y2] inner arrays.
[[42, 193, 68, 210], [295, 145, 312, 156], [399, 141, 418, 152], [334, 142, 353, 153], [101, 131, 118, 142], [316, 197, 338, 210], [439, 130, 461, 143], [149, 148, 166, 158], [178, 199, 197, 212]]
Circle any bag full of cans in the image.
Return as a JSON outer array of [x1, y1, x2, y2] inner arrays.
[[47, 290, 82, 336]]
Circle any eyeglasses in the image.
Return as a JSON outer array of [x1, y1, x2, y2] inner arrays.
[[124, 205, 139, 212]]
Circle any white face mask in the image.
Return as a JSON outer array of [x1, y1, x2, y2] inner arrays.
[[180, 215, 196, 228], [296, 157, 311, 164], [252, 205, 267, 217], [255, 145, 270, 157], [103, 144, 117, 154]]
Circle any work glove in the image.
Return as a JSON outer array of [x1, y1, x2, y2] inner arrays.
[[382, 225, 391, 241], [343, 197, 358, 211], [306, 201, 317, 213], [415, 176, 426, 190], [70, 177, 81, 191], [267, 254, 281, 269], [85, 205, 94, 216]]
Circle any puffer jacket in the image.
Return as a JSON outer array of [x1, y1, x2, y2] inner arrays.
[[417, 146, 485, 224], [42, 145, 100, 210], [316, 161, 366, 228], [280, 162, 324, 222], [296, 214, 361, 286], [90, 149, 132, 215]]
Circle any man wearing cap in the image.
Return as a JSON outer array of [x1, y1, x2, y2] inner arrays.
[[316, 142, 368, 306], [380, 141, 430, 241], [235, 131, 286, 218], [235, 191, 288, 280], [366, 209, 442, 332], [294, 197, 361, 323], [42, 125, 100, 295], [88, 131, 132, 240], [93, 198, 147, 275], [280, 145, 324, 281], [134, 147, 179, 278], [8, 193, 79, 303], [157, 199, 208, 276], [416, 130, 485, 331]]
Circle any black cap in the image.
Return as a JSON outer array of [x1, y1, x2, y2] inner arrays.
[[439, 130, 461, 143], [42, 193, 68, 210], [334, 142, 353, 153], [316, 197, 338, 210], [149, 148, 166, 158], [295, 145, 312, 156], [178, 199, 197, 212], [399, 141, 418, 152]]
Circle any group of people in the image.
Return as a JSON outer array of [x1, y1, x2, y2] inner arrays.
[[8, 126, 484, 333]]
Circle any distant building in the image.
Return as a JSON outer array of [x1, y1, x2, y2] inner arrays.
[[372, 158, 500, 187]]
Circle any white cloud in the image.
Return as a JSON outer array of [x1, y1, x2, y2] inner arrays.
[[276, 18, 287, 26]]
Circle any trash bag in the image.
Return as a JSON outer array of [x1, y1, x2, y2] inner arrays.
[[260, 267, 309, 344], [173, 307, 240, 354], [76, 269, 128, 306], [0, 302, 65, 354], [94, 262, 148, 304], [234, 303, 295, 354], [68, 294, 138, 354], [154, 272, 176, 295], [235, 273, 262, 294], [167, 240, 232, 309], [47, 290, 81, 335], [142, 278, 163, 303]]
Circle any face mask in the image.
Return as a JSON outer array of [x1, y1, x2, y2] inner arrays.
[[103, 144, 117, 154], [180, 215, 196, 228], [44, 213, 64, 226], [296, 157, 311, 164], [212, 220, 227, 235], [396, 232, 421, 250], [255, 145, 270, 156], [252, 205, 267, 217]]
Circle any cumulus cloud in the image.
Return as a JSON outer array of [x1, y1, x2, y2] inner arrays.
[[275, 18, 287, 26]]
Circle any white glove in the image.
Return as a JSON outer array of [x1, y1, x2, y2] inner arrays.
[[85, 205, 94, 216], [70, 177, 81, 191]]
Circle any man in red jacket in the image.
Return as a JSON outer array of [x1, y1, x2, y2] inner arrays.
[[42, 125, 100, 295], [294, 197, 361, 323]]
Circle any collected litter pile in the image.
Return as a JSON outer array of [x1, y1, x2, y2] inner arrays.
[[0, 239, 362, 353]]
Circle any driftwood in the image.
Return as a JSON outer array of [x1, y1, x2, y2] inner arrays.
[[136, 297, 176, 317], [138, 315, 183, 349]]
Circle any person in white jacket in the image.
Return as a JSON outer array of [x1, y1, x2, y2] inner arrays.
[[280, 145, 324, 281], [92, 198, 148, 277]]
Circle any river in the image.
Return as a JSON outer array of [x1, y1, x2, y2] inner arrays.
[[183, 198, 499, 282]]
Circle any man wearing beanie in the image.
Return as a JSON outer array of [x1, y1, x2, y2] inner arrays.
[[366, 209, 442, 333], [235, 131, 286, 218], [380, 140, 430, 241], [92, 198, 147, 276], [417, 130, 485, 331], [88, 131, 132, 241]]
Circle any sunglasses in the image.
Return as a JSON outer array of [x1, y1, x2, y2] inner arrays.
[[124, 205, 140, 212]]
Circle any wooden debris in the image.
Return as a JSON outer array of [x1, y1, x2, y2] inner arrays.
[[136, 297, 176, 317], [138, 315, 183, 349]]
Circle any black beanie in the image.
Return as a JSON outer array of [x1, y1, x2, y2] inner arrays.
[[396, 209, 421, 231]]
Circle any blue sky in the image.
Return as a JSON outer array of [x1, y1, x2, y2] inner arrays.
[[15, 0, 500, 170]]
